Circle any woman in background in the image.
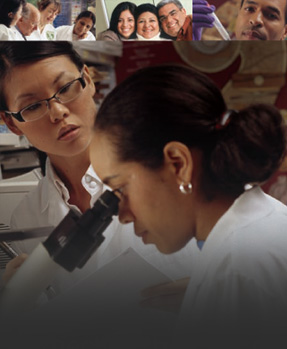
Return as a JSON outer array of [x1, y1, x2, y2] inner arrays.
[[56, 10, 95, 41], [28, 0, 61, 40], [90, 64, 287, 347], [0, 0, 25, 40], [135, 3, 167, 41], [97, 1, 137, 41]]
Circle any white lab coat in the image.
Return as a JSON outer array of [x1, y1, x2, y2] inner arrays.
[[10, 158, 195, 296], [0, 24, 20, 40], [8, 26, 25, 40], [27, 24, 56, 40], [177, 187, 287, 348], [56, 24, 95, 41]]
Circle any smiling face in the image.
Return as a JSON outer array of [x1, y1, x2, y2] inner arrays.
[[2, 56, 96, 160], [90, 131, 195, 254], [235, 0, 287, 40], [117, 9, 135, 38], [158, 3, 186, 37], [137, 11, 160, 39], [40, 3, 59, 25], [74, 17, 93, 37]]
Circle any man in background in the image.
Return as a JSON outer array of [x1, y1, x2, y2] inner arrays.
[[157, 0, 193, 40], [193, 0, 287, 40], [12, 2, 40, 40], [235, 0, 287, 40]]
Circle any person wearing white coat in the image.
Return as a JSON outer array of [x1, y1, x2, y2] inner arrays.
[[90, 63, 287, 348], [0, 42, 195, 314], [56, 10, 96, 41], [56, 24, 95, 41], [0, 0, 25, 40], [27, 0, 60, 40]]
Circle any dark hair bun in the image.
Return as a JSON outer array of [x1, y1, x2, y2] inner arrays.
[[208, 104, 286, 194]]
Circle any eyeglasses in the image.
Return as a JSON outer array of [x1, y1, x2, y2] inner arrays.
[[159, 9, 179, 23], [5, 73, 86, 123]]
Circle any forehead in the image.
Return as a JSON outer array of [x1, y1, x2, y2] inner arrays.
[[9, 56, 76, 78], [119, 10, 133, 18], [158, 3, 180, 15], [242, 0, 286, 11], [78, 17, 93, 23], [90, 132, 119, 178], [5, 56, 78, 106], [44, 4, 58, 12], [138, 12, 157, 19]]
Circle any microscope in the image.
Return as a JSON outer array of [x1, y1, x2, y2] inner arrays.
[[0, 190, 119, 314]]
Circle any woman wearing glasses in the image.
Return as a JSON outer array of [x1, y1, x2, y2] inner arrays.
[[0, 42, 194, 301], [90, 64, 287, 346]]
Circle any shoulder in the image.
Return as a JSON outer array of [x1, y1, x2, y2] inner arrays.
[[0, 24, 10, 40], [96, 30, 120, 41], [56, 25, 70, 32], [55, 25, 72, 40], [85, 31, 96, 41]]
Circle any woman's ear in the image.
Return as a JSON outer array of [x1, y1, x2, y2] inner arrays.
[[0, 112, 24, 136], [163, 141, 193, 185], [83, 64, 96, 97]]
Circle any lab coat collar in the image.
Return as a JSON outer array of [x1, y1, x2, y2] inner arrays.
[[40, 158, 70, 214], [189, 186, 275, 287], [203, 186, 273, 250]]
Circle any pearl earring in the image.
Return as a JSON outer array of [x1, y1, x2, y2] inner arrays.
[[179, 182, 192, 195]]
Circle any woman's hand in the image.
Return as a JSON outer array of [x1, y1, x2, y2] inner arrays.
[[2, 254, 28, 285], [140, 277, 190, 313]]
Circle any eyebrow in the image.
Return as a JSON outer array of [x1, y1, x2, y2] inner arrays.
[[16, 72, 71, 102], [244, 1, 281, 16], [159, 9, 177, 20], [102, 174, 119, 186]]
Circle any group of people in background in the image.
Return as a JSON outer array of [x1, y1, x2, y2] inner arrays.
[[0, 0, 96, 41], [97, 0, 192, 41]]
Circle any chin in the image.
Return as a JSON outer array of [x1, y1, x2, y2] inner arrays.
[[156, 243, 179, 255]]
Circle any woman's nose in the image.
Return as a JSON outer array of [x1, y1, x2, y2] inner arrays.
[[48, 100, 70, 123], [118, 201, 134, 224]]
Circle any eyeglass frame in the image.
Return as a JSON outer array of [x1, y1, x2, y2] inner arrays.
[[4, 72, 86, 123], [159, 9, 179, 23]]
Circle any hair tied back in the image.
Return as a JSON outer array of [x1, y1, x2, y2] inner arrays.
[[215, 109, 238, 130]]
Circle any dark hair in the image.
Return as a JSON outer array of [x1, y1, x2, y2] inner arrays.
[[0, 0, 26, 27], [240, 0, 287, 24], [157, 0, 183, 11], [75, 10, 95, 26], [0, 42, 84, 111], [135, 3, 159, 22], [94, 64, 286, 199], [37, 0, 61, 14], [109, 1, 137, 39]]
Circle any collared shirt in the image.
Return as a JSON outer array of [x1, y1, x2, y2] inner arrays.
[[10, 158, 196, 295], [14, 26, 27, 40], [27, 24, 56, 40], [0, 24, 21, 40], [177, 15, 193, 41]]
